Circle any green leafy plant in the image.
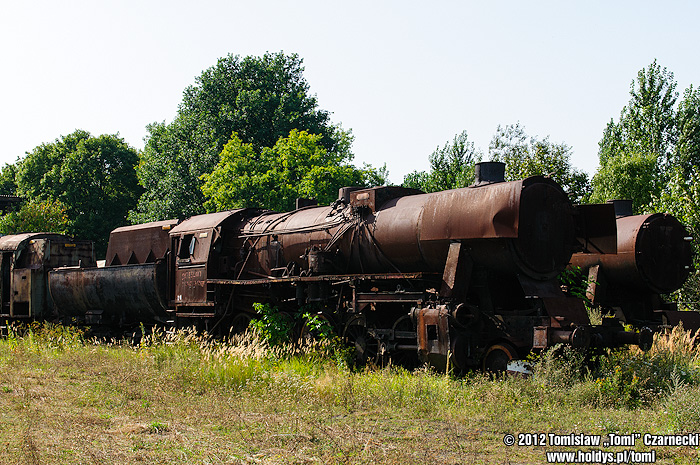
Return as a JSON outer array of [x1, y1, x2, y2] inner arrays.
[[248, 303, 295, 346], [301, 311, 335, 341]]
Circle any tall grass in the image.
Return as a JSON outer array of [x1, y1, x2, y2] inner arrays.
[[528, 325, 700, 409], [2, 321, 87, 356], [1, 322, 700, 463], [4, 321, 700, 412]]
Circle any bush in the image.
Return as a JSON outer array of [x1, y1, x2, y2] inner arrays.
[[248, 303, 296, 346], [591, 325, 700, 408]]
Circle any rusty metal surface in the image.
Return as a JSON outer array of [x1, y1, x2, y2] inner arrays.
[[439, 241, 472, 299], [233, 176, 574, 281], [106, 219, 178, 265], [656, 310, 700, 331], [49, 261, 170, 324], [416, 305, 451, 369], [0, 233, 73, 252], [206, 272, 437, 286], [168, 210, 260, 307], [170, 209, 249, 235], [542, 297, 590, 327], [349, 186, 422, 211], [420, 180, 521, 241], [571, 213, 692, 294], [0, 234, 93, 268], [510, 178, 575, 276], [0, 235, 94, 319], [12, 269, 30, 303], [174, 265, 207, 305], [573, 203, 618, 254]]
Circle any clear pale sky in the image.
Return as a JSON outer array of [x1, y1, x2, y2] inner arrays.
[[2, 0, 698, 184]]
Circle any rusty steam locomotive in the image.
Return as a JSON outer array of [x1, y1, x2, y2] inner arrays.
[[0, 162, 695, 371]]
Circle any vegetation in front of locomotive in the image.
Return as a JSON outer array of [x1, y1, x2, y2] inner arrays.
[[3, 320, 700, 463]]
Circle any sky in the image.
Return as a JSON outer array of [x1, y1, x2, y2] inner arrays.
[[1, 0, 699, 184]]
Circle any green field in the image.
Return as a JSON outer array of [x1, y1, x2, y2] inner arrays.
[[0, 324, 698, 464]]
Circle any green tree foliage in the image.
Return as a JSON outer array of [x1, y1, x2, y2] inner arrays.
[[676, 86, 700, 176], [590, 61, 700, 246], [488, 123, 590, 203], [132, 52, 348, 222], [10, 130, 141, 255], [402, 130, 481, 192], [0, 164, 18, 196], [202, 130, 387, 212], [590, 152, 659, 209], [591, 61, 679, 210], [0, 198, 71, 235], [591, 61, 700, 309]]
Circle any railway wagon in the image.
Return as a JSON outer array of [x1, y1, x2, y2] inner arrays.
[[0, 233, 93, 322], [49, 220, 178, 327]]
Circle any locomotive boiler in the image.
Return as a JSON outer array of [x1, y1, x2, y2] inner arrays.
[[570, 199, 698, 331]]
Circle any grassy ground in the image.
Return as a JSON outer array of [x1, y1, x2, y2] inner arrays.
[[0, 325, 699, 464]]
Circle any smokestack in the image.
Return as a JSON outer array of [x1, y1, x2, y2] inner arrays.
[[606, 199, 633, 218], [474, 162, 506, 186]]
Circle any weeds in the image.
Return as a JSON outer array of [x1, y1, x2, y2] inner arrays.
[[4, 321, 87, 354], [0, 322, 699, 463]]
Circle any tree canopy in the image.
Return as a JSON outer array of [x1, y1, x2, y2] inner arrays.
[[402, 131, 481, 192], [4, 130, 142, 255], [591, 60, 682, 210], [131, 52, 349, 222], [0, 198, 70, 236], [202, 130, 387, 212], [404, 125, 589, 203], [488, 123, 590, 203]]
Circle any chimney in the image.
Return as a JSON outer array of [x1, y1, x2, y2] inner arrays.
[[474, 162, 506, 186], [606, 199, 633, 218]]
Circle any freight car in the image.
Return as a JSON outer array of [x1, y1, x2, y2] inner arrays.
[[42, 162, 655, 372], [0, 233, 93, 322], [570, 199, 699, 331]]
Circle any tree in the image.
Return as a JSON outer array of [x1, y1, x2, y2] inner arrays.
[[0, 163, 18, 196], [591, 61, 679, 210], [488, 123, 590, 203], [12, 130, 142, 255], [202, 130, 387, 212], [623, 60, 678, 165], [590, 61, 700, 309], [590, 152, 659, 209], [132, 52, 349, 222], [403, 130, 482, 192], [0, 198, 70, 235], [676, 85, 700, 176]]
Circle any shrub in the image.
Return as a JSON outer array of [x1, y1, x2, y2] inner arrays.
[[248, 303, 296, 346]]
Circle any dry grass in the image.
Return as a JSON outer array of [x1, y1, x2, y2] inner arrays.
[[0, 324, 699, 464]]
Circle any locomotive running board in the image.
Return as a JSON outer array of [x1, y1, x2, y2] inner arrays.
[[207, 272, 439, 285]]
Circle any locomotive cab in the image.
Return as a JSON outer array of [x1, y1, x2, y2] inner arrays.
[[168, 209, 263, 322]]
